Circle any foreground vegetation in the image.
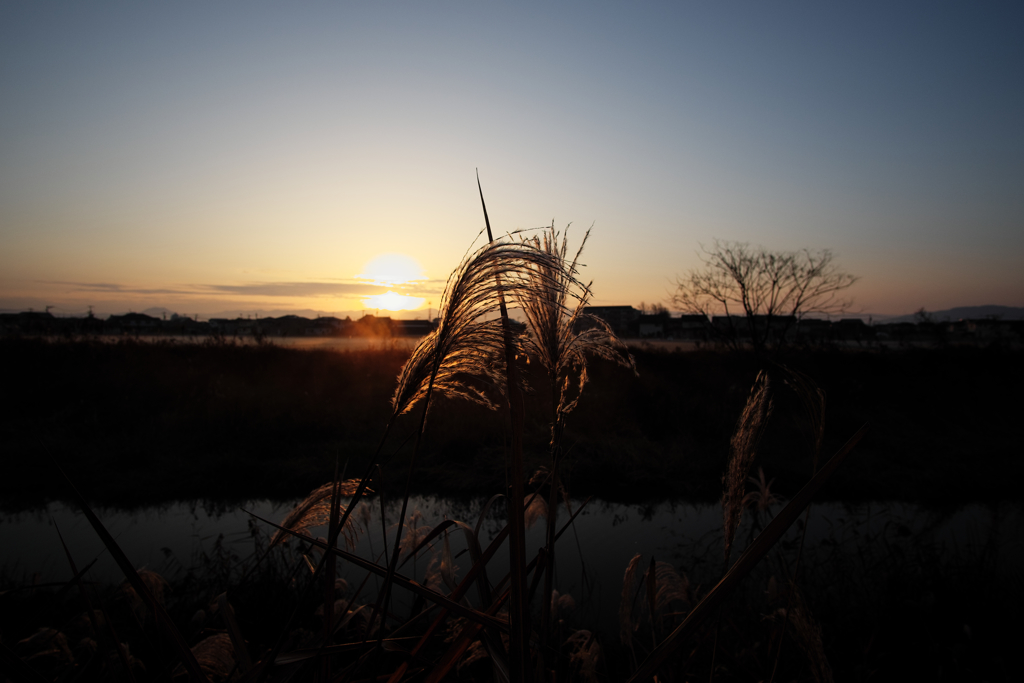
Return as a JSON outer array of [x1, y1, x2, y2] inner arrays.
[[3, 496, 1017, 682]]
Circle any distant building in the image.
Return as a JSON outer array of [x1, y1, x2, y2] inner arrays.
[[835, 318, 869, 342], [351, 314, 393, 337], [664, 314, 710, 340], [393, 319, 436, 336], [581, 306, 640, 337], [0, 311, 56, 335], [106, 312, 161, 333], [794, 318, 831, 342], [638, 313, 668, 337]]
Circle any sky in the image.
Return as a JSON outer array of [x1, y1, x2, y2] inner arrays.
[[1, 1, 1022, 319]]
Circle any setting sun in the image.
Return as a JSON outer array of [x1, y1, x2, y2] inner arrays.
[[358, 253, 428, 311]]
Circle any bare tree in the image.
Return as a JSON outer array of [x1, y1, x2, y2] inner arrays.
[[672, 240, 857, 351]]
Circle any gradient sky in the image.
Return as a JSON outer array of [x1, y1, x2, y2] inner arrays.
[[2, 1, 1022, 319]]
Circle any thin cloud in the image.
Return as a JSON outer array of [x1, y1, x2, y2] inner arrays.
[[41, 279, 446, 299], [204, 282, 388, 297], [202, 279, 447, 298], [41, 281, 190, 296]]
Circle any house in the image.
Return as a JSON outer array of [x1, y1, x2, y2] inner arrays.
[[0, 311, 57, 334], [580, 306, 640, 337], [710, 314, 797, 346], [393, 319, 436, 336], [638, 313, 668, 337], [106, 312, 161, 334], [834, 318, 870, 342], [351, 314, 393, 337], [795, 318, 831, 341], [664, 314, 710, 340]]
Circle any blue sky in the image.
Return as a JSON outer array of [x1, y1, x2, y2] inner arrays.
[[1, 1, 1021, 318]]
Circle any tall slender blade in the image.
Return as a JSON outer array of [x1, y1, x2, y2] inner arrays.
[[53, 521, 132, 681], [627, 424, 868, 682], [0, 640, 49, 683], [50, 457, 211, 683], [477, 170, 531, 681], [476, 169, 494, 242], [245, 512, 507, 633]]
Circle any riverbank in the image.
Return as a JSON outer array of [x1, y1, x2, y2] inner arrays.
[[2, 494, 1020, 681], [1, 337, 1021, 510]]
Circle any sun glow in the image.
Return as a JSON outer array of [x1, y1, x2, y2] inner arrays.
[[358, 253, 426, 286], [358, 253, 428, 311]]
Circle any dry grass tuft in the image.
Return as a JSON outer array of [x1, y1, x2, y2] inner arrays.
[[172, 633, 235, 682], [743, 466, 780, 513], [781, 365, 827, 468], [619, 553, 643, 645], [722, 370, 774, 566], [566, 629, 602, 682], [620, 553, 690, 646], [392, 510, 432, 560], [648, 561, 691, 618], [458, 639, 491, 673], [515, 224, 636, 427], [523, 493, 548, 530], [391, 236, 566, 417], [270, 480, 367, 549], [772, 586, 834, 683], [119, 569, 169, 624], [550, 590, 576, 621]]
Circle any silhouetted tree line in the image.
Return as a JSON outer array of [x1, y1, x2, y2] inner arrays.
[[0, 311, 437, 338], [579, 304, 1023, 347]]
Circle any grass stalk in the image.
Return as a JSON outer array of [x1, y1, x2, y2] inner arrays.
[[50, 455, 211, 683], [477, 170, 531, 681], [248, 512, 508, 632], [626, 423, 868, 683]]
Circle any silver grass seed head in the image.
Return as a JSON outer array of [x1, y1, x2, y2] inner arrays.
[[391, 237, 564, 417], [514, 225, 636, 420], [619, 553, 643, 644], [270, 480, 367, 548], [722, 370, 774, 563]]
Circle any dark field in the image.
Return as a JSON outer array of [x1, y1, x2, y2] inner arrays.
[[1, 337, 1021, 509], [2, 337, 1022, 682]]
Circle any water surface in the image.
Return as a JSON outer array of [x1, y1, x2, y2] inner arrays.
[[3, 496, 1020, 634]]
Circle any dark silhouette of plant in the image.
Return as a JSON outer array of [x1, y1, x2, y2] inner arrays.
[[513, 223, 635, 670]]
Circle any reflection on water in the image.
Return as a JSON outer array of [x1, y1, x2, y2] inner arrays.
[[3, 497, 1021, 635]]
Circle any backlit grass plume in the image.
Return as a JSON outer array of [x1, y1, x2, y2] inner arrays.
[[722, 370, 774, 567], [270, 479, 368, 549], [390, 235, 565, 418], [515, 224, 636, 428]]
